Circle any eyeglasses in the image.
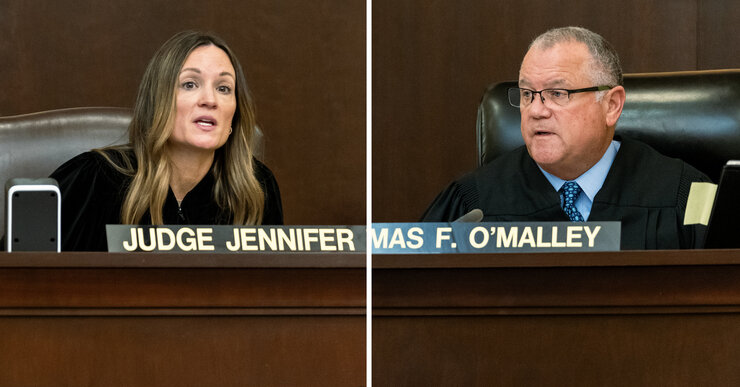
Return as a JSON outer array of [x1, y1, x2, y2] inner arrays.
[[507, 86, 614, 107]]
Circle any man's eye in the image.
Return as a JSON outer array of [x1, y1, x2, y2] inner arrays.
[[548, 90, 566, 98], [521, 90, 533, 98]]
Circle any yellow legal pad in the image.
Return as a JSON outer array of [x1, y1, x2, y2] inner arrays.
[[683, 182, 718, 226]]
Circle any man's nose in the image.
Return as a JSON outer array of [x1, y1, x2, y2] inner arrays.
[[525, 92, 551, 117]]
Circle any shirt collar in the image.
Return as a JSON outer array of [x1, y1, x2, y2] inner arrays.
[[538, 140, 621, 201]]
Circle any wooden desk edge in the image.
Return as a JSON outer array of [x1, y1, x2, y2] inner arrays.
[[0, 251, 366, 268], [372, 249, 740, 268]]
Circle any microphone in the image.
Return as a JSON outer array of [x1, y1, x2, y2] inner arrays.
[[453, 208, 483, 223]]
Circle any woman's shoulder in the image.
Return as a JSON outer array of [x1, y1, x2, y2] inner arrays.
[[54, 148, 132, 172], [252, 158, 277, 183], [51, 148, 135, 189], [251, 158, 283, 224]]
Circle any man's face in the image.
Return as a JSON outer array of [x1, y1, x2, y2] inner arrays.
[[518, 40, 614, 180]]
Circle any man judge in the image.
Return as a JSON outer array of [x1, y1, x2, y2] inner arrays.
[[422, 26, 710, 249]]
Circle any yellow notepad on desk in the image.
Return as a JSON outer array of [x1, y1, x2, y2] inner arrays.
[[683, 182, 718, 226]]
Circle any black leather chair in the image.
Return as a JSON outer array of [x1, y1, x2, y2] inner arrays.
[[0, 106, 264, 237], [477, 69, 740, 183]]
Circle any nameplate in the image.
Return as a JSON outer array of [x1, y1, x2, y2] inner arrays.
[[371, 222, 620, 254], [106, 225, 366, 253]]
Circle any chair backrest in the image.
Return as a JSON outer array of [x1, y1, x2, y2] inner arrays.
[[476, 69, 740, 183], [0, 106, 265, 237], [0, 107, 131, 237]]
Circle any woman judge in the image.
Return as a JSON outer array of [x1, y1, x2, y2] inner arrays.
[[51, 31, 283, 251]]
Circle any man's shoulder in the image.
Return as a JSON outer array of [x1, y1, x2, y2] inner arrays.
[[456, 146, 560, 217], [422, 146, 556, 221], [448, 146, 533, 201], [617, 137, 708, 180], [464, 146, 532, 182], [618, 138, 684, 166], [601, 137, 710, 206]]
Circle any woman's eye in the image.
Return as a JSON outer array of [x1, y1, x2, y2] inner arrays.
[[181, 81, 197, 89], [217, 85, 232, 94]]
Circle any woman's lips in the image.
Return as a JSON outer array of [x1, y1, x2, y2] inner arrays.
[[194, 116, 217, 130]]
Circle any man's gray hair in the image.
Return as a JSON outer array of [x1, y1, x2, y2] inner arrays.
[[529, 26, 623, 88]]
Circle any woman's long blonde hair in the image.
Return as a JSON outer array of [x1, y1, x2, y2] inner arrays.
[[100, 31, 264, 225]]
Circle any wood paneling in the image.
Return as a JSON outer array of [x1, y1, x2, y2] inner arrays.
[[0, 0, 366, 225], [0, 252, 365, 386], [372, 0, 740, 221], [1, 316, 363, 387], [373, 250, 740, 386], [698, 0, 740, 69], [375, 315, 740, 386]]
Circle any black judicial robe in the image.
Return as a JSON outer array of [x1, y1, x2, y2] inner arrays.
[[421, 138, 711, 250], [50, 151, 284, 251]]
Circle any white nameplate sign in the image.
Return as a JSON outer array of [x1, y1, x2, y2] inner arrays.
[[371, 222, 620, 254]]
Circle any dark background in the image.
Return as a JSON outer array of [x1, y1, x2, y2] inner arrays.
[[0, 0, 366, 225], [373, 0, 740, 221]]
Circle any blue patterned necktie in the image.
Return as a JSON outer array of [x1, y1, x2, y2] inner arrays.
[[560, 181, 584, 222]]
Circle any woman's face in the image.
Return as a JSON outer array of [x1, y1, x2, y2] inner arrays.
[[169, 44, 237, 155]]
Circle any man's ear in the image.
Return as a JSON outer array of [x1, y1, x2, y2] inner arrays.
[[605, 85, 626, 127]]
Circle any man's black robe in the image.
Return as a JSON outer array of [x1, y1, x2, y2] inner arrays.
[[422, 138, 711, 249]]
